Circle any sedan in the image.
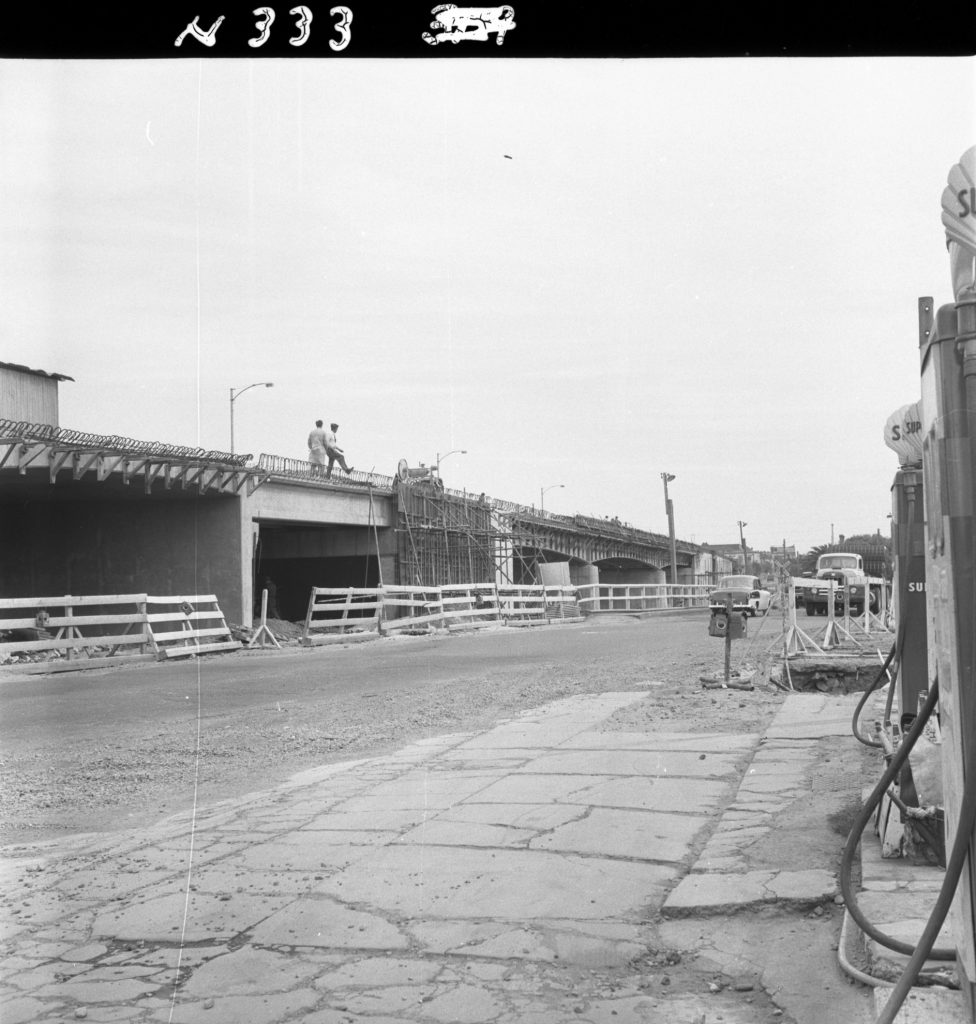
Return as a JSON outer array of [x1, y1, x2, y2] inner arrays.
[[708, 575, 772, 617]]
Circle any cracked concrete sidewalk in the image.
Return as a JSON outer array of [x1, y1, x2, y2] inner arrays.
[[0, 688, 963, 1022], [663, 689, 969, 1023], [663, 693, 854, 916]]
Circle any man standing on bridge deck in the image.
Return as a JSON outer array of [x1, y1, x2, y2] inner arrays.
[[307, 419, 329, 476], [324, 422, 353, 478]]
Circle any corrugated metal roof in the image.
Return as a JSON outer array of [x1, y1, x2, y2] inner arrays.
[[0, 361, 74, 382]]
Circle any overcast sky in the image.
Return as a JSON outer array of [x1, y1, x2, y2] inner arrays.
[[1, 57, 973, 553]]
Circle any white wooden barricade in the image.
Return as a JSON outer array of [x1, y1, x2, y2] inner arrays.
[[145, 595, 242, 659], [792, 577, 818, 609], [439, 584, 502, 630], [374, 586, 445, 635], [0, 592, 241, 670], [496, 584, 583, 624], [302, 587, 385, 645], [538, 584, 584, 623], [303, 583, 582, 638], [0, 593, 156, 672], [576, 583, 711, 614], [495, 584, 545, 623]]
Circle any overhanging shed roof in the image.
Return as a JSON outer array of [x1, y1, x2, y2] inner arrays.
[[0, 361, 74, 382]]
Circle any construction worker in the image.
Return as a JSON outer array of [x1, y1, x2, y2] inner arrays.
[[263, 576, 280, 619], [324, 422, 353, 478], [307, 419, 329, 476]]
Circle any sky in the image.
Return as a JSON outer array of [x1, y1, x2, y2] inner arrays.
[[1, 56, 973, 554]]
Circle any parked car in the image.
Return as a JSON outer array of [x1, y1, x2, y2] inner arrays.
[[709, 575, 772, 617]]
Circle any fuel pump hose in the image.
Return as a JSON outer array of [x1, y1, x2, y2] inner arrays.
[[851, 638, 899, 749], [839, 681, 956, 961], [874, 674, 976, 1024]]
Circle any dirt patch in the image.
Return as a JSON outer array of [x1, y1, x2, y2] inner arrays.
[[783, 656, 889, 694]]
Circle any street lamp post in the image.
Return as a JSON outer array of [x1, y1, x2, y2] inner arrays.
[[738, 520, 749, 571], [540, 483, 564, 513], [229, 381, 274, 454], [435, 449, 467, 476], [661, 473, 677, 586]]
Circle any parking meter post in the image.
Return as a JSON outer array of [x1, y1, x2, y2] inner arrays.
[[724, 597, 733, 684]]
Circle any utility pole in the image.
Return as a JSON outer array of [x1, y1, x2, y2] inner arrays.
[[737, 520, 748, 572], [662, 473, 677, 586]]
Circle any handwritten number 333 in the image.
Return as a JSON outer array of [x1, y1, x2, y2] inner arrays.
[[174, 7, 353, 49]]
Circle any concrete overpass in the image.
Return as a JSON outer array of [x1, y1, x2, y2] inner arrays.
[[0, 422, 724, 626]]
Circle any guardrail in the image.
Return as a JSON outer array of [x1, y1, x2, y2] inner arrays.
[[257, 454, 397, 490], [0, 592, 240, 671], [576, 583, 711, 613]]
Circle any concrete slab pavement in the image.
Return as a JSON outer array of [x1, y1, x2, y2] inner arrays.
[[1, 689, 772, 1023], [1, 687, 963, 1023], [663, 693, 857, 916]]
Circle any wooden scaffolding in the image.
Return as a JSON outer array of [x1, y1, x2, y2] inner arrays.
[[395, 482, 537, 587]]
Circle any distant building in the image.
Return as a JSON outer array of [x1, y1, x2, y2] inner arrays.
[[693, 548, 737, 585], [0, 361, 74, 426], [703, 542, 749, 570]]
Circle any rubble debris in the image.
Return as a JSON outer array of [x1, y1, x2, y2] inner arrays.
[[228, 619, 306, 645], [700, 670, 755, 690]]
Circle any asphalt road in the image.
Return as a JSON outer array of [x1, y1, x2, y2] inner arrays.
[[0, 610, 711, 758]]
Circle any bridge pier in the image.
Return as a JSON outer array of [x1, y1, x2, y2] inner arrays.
[[570, 563, 599, 587], [597, 566, 667, 586]]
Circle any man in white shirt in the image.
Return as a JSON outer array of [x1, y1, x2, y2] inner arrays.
[[307, 419, 329, 475], [324, 422, 353, 478]]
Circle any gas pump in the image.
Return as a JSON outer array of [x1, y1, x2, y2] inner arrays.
[[861, 147, 976, 1024], [917, 145, 976, 1018], [919, 293, 976, 1017], [884, 402, 929, 730], [882, 403, 935, 854]]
